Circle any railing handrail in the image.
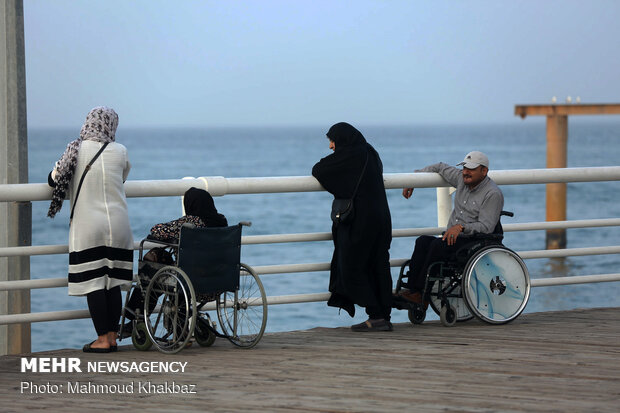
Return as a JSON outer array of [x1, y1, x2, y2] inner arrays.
[[2, 166, 620, 201], [2, 218, 619, 258], [2, 272, 620, 325], [3, 244, 620, 292]]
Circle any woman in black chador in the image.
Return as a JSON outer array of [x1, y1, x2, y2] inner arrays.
[[312, 122, 393, 331]]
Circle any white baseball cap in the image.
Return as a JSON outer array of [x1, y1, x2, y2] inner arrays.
[[457, 151, 489, 169]]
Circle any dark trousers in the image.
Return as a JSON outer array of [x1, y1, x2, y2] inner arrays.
[[86, 286, 121, 336], [364, 246, 393, 321], [407, 235, 471, 293], [365, 305, 391, 321]]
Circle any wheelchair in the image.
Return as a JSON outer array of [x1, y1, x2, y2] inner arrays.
[[119, 222, 268, 354], [394, 211, 530, 327]]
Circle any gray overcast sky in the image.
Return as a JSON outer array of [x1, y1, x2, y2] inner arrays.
[[23, 0, 620, 128]]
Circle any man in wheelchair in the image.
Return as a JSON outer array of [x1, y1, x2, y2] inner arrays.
[[397, 151, 504, 310]]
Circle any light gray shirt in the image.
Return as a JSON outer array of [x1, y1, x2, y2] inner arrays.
[[417, 162, 504, 234]]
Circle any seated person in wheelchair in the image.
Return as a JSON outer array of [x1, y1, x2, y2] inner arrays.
[[148, 187, 228, 243], [398, 151, 503, 309], [122, 187, 227, 330]]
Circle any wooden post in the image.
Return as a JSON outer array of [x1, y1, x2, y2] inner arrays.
[[545, 115, 568, 249], [1, 0, 31, 355], [515, 103, 620, 250]]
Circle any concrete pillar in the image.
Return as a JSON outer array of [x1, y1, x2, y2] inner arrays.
[[1, 0, 31, 355], [545, 115, 568, 249]]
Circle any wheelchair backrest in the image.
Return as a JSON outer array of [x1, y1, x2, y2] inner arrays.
[[177, 224, 242, 294], [492, 210, 514, 236]]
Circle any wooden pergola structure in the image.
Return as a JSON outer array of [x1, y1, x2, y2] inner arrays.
[[515, 103, 620, 249]]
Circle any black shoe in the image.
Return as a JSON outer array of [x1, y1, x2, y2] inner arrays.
[[351, 319, 393, 332]]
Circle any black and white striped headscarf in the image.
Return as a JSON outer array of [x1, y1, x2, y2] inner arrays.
[[47, 107, 119, 218]]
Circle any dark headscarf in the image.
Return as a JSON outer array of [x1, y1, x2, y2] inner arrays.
[[183, 187, 228, 227], [326, 122, 367, 149], [313, 122, 379, 199]]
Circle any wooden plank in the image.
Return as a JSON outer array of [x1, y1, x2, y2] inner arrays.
[[515, 103, 620, 118], [1, 307, 619, 412]]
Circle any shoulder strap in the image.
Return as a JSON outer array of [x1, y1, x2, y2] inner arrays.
[[70, 142, 110, 221], [351, 151, 369, 200]]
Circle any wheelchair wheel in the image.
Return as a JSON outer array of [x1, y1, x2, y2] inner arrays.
[[194, 315, 216, 347], [462, 246, 530, 324], [429, 283, 474, 323], [132, 321, 153, 351], [408, 307, 426, 324], [440, 304, 457, 327], [217, 263, 267, 349], [144, 266, 197, 354]]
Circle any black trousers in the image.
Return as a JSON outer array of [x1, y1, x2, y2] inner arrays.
[[364, 245, 393, 321], [406, 235, 471, 293], [86, 286, 121, 336]]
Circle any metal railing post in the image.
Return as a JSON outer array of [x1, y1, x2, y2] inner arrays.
[[436, 187, 452, 227]]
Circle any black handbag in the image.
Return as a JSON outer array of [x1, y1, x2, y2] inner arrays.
[[330, 152, 369, 225]]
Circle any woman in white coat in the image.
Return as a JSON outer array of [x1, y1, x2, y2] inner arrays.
[[48, 107, 133, 353]]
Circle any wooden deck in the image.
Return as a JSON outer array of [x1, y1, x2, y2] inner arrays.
[[1, 307, 619, 412]]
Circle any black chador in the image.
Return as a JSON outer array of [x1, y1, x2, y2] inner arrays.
[[312, 122, 393, 321]]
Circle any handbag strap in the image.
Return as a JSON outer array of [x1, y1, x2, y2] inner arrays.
[[70, 142, 109, 221], [350, 151, 369, 200]]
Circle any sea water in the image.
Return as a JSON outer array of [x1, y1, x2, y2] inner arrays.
[[26, 122, 620, 351]]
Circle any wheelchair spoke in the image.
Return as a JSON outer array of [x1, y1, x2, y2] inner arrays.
[[216, 265, 267, 348]]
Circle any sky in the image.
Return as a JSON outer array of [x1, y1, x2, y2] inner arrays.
[[22, 0, 620, 128]]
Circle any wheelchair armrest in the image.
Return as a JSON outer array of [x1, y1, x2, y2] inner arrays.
[[143, 235, 179, 248], [453, 233, 504, 262], [459, 233, 503, 241]]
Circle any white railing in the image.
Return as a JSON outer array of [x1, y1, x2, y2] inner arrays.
[[1, 166, 620, 325]]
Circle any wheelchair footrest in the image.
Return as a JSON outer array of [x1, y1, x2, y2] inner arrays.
[[392, 295, 424, 311]]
